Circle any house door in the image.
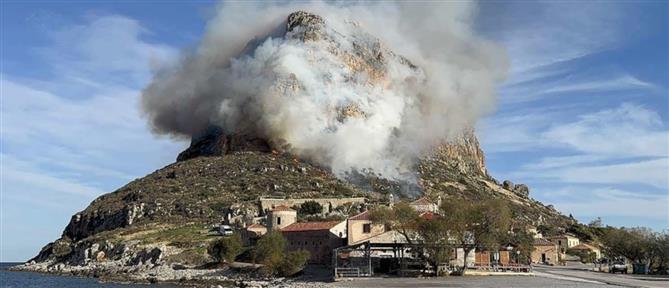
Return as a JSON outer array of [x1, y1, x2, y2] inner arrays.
[[541, 253, 546, 263]]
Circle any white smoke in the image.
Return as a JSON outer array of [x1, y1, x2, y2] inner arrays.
[[141, 1, 508, 179]]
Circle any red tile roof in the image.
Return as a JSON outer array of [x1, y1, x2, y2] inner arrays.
[[280, 221, 342, 232], [348, 210, 370, 221], [420, 211, 438, 220], [271, 205, 295, 212]]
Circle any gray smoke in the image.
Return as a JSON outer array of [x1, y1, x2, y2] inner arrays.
[[141, 1, 508, 179]]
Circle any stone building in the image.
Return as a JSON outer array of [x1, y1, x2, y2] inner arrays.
[[281, 220, 347, 264], [409, 196, 441, 213], [241, 223, 267, 246], [549, 234, 580, 254], [346, 210, 387, 245], [259, 197, 365, 214], [531, 238, 559, 265], [267, 205, 297, 231]]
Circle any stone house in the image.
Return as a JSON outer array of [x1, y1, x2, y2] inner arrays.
[[281, 220, 347, 264], [241, 223, 267, 246], [531, 238, 559, 265], [549, 234, 580, 254], [267, 205, 297, 231], [409, 196, 440, 213], [346, 210, 387, 245]]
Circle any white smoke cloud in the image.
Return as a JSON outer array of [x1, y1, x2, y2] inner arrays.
[[141, 1, 508, 179]]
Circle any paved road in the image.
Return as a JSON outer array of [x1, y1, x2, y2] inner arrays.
[[534, 266, 669, 288], [333, 275, 620, 287]]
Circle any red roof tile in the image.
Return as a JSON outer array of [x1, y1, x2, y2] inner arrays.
[[420, 211, 438, 220], [280, 221, 342, 232], [271, 205, 295, 212], [349, 210, 370, 221]]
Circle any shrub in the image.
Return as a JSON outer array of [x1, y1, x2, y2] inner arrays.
[[567, 248, 596, 264], [299, 201, 323, 215], [52, 239, 73, 258], [208, 234, 242, 263], [255, 232, 310, 276], [279, 250, 311, 276]]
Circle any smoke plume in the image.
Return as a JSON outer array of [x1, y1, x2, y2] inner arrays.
[[141, 1, 508, 179]]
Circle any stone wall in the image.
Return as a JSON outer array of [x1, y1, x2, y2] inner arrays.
[[259, 197, 366, 213]]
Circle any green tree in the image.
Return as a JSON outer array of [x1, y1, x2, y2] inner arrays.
[[652, 233, 669, 274], [537, 224, 559, 237], [499, 227, 535, 264], [369, 201, 420, 244], [279, 249, 311, 276], [415, 216, 452, 275], [256, 232, 286, 274], [254, 232, 310, 276], [441, 198, 511, 274], [567, 248, 596, 263], [370, 202, 453, 275], [299, 201, 323, 215], [599, 227, 669, 274], [208, 234, 243, 263], [601, 227, 649, 263], [588, 217, 603, 228]]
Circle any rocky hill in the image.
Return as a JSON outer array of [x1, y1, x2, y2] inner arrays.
[[13, 10, 572, 285]]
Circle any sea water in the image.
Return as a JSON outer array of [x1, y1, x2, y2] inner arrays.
[[0, 263, 179, 288]]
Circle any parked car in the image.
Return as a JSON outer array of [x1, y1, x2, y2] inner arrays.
[[609, 262, 627, 274], [219, 225, 234, 235], [209, 225, 234, 236]]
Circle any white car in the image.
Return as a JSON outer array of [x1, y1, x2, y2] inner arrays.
[[218, 225, 234, 236]]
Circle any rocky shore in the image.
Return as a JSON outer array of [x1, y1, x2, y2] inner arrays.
[[10, 260, 334, 288]]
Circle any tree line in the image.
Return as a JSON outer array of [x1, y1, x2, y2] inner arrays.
[[369, 198, 530, 275]]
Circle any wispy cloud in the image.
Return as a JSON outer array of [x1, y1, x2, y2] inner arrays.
[[529, 158, 668, 189], [1, 154, 103, 197], [541, 75, 655, 95], [484, 2, 628, 75], [538, 186, 669, 221], [542, 103, 668, 157], [478, 1, 668, 230], [37, 15, 177, 89], [500, 72, 658, 105], [1, 14, 184, 261]]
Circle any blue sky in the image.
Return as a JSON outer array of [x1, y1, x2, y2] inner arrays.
[[1, 1, 667, 262]]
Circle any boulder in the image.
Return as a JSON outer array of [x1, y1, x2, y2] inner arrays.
[[513, 184, 530, 198], [502, 180, 514, 190]]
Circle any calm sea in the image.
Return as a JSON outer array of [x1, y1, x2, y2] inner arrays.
[[0, 263, 180, 288]]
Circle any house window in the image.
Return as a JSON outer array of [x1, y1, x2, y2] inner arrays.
[[277, 217, 281, 225], [363, 223, 371, 233], [558, 240, 562, 246]]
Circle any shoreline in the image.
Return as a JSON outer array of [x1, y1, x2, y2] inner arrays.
[[7, 261, 333, 288]]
